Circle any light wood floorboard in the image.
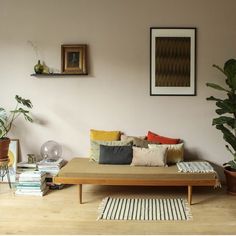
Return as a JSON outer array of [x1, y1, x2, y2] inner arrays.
[[0, 183, 235, 235]]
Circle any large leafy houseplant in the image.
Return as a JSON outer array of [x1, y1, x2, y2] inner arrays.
[[0, 95, 33, 138], [0, 95, 33, 159], [206, 59, 236, 171]]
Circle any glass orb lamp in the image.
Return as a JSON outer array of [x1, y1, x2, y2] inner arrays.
[[40, 140, 62, 162]]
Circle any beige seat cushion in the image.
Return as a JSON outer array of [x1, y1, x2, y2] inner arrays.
[[57, 158, 216, 181]]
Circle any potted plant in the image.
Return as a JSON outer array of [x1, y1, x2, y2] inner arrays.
[[0, 95, 33, 160], [206, 58, 236, 195]]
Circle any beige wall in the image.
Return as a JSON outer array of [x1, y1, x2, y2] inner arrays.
[[0, 0, 236, 176]]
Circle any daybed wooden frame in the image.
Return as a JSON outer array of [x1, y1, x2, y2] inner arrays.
[[54, 158, 217, 205], [54, 176, 216, 205]]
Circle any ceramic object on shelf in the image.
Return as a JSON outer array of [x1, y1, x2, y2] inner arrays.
[[34, 60, 44, 74]]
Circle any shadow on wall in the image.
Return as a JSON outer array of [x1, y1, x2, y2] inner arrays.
[[32, 114, 48, 126], [61, 144, 74, 159], [184, 148, 225, 182]]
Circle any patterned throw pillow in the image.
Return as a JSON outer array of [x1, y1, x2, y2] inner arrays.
[[121, 134, 146, 141], [121, 134, 156, 148], [148, 143, 184, 165], [131, 146, 167, 167], [147, 131, 180, 144], [90, 140, 132, 162], [90, 129, 120, 141]]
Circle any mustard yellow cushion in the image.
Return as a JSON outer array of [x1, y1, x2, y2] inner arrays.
[[90, 129, 120, 141], [148, 143, 184, 165]]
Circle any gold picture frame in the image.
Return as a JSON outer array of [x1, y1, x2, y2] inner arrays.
[[61, 44, 88, 75]]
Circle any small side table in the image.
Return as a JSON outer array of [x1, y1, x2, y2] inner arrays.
[[0, 159, 11, 188]]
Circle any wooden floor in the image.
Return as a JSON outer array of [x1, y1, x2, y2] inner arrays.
[[0, 183, 235, 235]]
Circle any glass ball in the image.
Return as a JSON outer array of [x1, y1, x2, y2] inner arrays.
[[40, 140, 62, 162]]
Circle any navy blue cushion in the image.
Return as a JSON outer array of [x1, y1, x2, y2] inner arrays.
[[99, 145, 133, 165]]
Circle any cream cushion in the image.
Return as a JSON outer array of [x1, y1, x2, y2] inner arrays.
[[148, 143, 184, 165], [90, 140, 132, 162], [131, 146, 167, 167]]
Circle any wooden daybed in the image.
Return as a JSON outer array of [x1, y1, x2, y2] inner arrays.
[[53, 158, 218, 205]]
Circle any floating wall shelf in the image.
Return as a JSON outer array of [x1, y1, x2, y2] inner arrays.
[[30, 73, 88, 77]]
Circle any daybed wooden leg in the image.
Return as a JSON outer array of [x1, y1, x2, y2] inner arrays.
[[188, 185, 192, 205], [79, 184, 82, 204]]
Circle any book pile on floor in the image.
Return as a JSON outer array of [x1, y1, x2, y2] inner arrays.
[[37, 158, 66, 190], [37, 158, 65, 176], [15, 171, 48, 196], [17, 161, 37, 173]]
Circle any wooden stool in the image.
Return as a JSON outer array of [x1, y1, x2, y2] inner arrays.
[[0, 158, 11, 188]]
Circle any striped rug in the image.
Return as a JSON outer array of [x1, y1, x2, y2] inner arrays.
[[98, 197, 191, 221]]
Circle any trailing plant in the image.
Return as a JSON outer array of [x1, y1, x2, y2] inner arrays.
[[0, 95, 33, 139], [206, 58, 236, 170]]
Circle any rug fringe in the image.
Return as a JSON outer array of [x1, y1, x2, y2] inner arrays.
[[97, 197, 109, 221], [183, 199, 193, 220], [214, 171, 222, 188]]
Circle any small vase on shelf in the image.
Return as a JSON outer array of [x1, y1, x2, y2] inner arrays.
[[42, 62, 50, 74], [34, 60, 44, 74]]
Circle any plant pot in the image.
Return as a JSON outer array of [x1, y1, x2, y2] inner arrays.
[[224, 166, 236, 195], [0, 138, 10, 160]]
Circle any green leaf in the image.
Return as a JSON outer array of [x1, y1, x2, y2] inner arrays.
[[231, 75, 236, 91], [15, 95, 33, 108], [216, 125, 236, 152], [224, 59, 236, 91], [216, 108, 228, 115], [11, 108, 29, 114], [226, 145, 235, 156], [212, 116, 235, 128], [0, 108, 7, 121], [213, 64, 226, 76], [226, 160, 236, 170], [227, 93, 236, 104], [206, 96, 222, 102], [206, 83, 230, 92], [215, 101, 236, 113], [0, 118, 5, 126], [23, 113, 33, 122], [224, 59, 236, 78]]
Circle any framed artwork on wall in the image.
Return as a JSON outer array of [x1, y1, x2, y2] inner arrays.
[[150, 27, 196, 96], [61, 44, 88, 75], [1, 139, 19, 183]]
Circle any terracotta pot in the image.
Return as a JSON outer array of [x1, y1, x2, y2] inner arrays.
[[224, 166, 236, 195], [0, 138, 10, 160]]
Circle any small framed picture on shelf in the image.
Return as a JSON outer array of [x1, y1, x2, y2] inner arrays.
[[61, 44, 88, 75]]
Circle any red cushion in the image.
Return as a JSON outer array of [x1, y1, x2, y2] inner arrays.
[[147, 131, 180, 144]]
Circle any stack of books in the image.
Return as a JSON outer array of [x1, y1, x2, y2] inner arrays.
[[15, 171, 48, 196], [17, 161, 37, 173], [37, 158, 65, 176]]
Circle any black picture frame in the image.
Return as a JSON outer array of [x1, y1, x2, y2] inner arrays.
[[150, 27, 196, 96]]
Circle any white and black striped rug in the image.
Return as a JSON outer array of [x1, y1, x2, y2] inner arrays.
[[98, 197, 191, 221]]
